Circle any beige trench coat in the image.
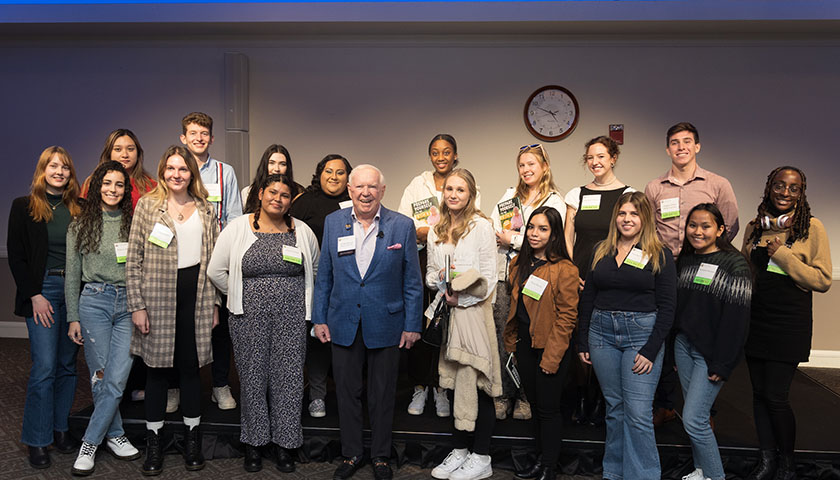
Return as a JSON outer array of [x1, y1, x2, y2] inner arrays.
[[126, 195, 220, 368]]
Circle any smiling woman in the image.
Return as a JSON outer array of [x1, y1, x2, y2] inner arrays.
[[81, 129, 156, 209]]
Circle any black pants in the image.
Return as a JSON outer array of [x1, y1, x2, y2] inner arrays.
[[407, 334, 440, 387], [746, 356, 798, 455], [145, 265, 202, 422], [451, 390, 495, 455], [331, 328, 400, 458], [516, 321, 571, 466], [211, 296, 232, 387]]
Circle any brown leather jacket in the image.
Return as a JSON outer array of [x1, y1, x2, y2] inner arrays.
[[503, 257, 579, 373]]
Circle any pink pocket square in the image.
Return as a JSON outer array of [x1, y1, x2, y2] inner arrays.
[[387, 243, 403, 250]]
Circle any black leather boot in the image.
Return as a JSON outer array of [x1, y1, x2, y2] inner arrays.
[[747, 449, 777, 480], [515, 458, 542, 479], [536, 465, 556, 480], [773, 454, 796, 480], [28, 446, 51, 469], [275, 446, 295, 473], [244, 444, 262, 472], [142, 430, 163, 476], [183, 425, 205, 471]]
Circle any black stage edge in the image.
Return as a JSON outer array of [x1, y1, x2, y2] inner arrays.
[[70, 362, 840, 479]]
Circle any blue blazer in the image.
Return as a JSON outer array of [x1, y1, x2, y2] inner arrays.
[[312, 206, 423, 348]]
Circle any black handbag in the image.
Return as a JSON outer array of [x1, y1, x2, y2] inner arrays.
[[422, 298, 450, 347]]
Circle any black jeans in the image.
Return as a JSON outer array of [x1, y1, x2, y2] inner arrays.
[[746, 356, 798, 455], [145, 265, 202, 421], [516, 320, 571, 466]]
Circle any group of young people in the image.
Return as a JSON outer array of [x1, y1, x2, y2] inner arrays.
[[8, 117, 831, 480]]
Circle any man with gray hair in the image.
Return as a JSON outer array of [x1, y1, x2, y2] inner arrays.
[[312, 164, 423, 480]]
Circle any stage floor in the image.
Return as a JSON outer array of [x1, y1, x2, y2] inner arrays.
[[69, 360, 840, 478]]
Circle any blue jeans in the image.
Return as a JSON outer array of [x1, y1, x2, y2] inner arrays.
[[22, 273, 79, 447], [588, 309, 664, 480], [674, 333, 725, 480], [78, 283, 133, 445]]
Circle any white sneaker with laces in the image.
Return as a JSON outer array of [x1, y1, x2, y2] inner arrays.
[[431, 448, 469, 479], [434, 387, 450, 417], [72, 442, 97, 475], [212, 385, 237, 410], [309, 398, 326, 418], [682, 468, 704, 480], [449, 452, 492, 480], [166, 388, 180, 413], [407, 386, 427, 415], [106, 435, 141, 460]]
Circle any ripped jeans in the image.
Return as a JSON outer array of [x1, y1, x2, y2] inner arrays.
[[78, 283, 133, 445]]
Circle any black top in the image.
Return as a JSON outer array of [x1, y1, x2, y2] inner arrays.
[[675, 249, 752, 379], [746, 246, 813, 363], [7, 196, 51, 317], [577, 246, 677, 360], [515, 258, 548, 328], [289, 188, 350, 246], [572, 186, 628, 279], [45, 193, 71, 271]]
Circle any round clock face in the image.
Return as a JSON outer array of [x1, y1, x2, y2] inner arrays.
[[524, 85, 579, 142]]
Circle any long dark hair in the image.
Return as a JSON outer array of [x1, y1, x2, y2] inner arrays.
[[252, 174, 295, 231], [747, 166, 811, 246], [245, 144, 294, 214], [678, 203, 739, 259], [514, 206, 571, 289], [307, 154, 352, 193], [71, 161, 133, 254]]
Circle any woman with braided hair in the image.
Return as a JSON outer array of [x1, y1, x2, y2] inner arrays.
[[741, 166, 832, 480]]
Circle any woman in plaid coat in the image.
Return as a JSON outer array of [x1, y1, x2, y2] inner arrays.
[[126, 145, 220, 475]]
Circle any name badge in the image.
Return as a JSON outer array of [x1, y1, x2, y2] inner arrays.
[[623, 247, 650, 269], [282, 245, 303, 264], [693, 262, 719, 285], [206, 183, 222, 202], [338, 200, 353, 210], [767, 258, 788, 276], [660, 197, 680, 219], [114, 242, 129, 263], [148, 223, 174, 248], [522, 274, 549, 300], [337, 235, 356, 255], [580, 194, 601, 211]]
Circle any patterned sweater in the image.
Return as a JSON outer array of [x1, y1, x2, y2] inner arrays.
[[675, 249, 752, 379]]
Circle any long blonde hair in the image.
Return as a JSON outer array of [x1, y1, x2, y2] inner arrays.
[[591, 191, 665, 273], [434, 168, 487, 244], [146, 145, 209, 208], [28, 146, 81, 222], [514, 144, 558, 206]]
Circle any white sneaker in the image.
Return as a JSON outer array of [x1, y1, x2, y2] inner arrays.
[[434, 387, 450, 417], [407, 386, 427, 415], [212, 385, 237, 410], [166, 388, 180, 413], [431, 448, 469, 479], [449, 452, 492, 480], [309, 398, 326, 418], [71, 442, 97, 475], [682, 468, 704, 480], [106, 435, 141, 460]]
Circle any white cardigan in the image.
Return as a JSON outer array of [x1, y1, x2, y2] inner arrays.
[[490, 187, 566, 281], [207, 214, 320, 319]]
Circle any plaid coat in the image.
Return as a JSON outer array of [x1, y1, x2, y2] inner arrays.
[[127, 195, 220, 368]]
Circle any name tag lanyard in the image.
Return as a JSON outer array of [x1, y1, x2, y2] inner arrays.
[[215, 166, 224, 230]]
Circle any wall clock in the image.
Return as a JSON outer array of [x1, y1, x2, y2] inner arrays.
[[523, 85, 579, 142]]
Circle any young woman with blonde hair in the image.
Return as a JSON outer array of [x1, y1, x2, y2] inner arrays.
[[576, 191, 677, 480]]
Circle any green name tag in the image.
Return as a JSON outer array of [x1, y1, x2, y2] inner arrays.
[[767, 259, 788, 275], [148, 223, 174, 248], [692, 262, 719, 285], [660, 197, 680, 219], [282, 245, 303, 265], [114, 242, 128, 264]]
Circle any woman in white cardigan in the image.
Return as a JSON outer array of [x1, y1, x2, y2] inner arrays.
[[207, 174, 319, 473]]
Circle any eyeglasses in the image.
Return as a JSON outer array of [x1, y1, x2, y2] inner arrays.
[[771, 182, 801, 195], [520, 143, 543, 151]]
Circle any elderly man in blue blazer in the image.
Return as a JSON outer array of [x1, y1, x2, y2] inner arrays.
[[312, 164, 423, 480]]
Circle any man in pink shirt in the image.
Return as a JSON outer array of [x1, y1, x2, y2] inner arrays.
[[645, 122, 739, 258], [644, 122, 740, 426]]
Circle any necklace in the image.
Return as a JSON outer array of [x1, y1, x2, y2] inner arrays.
[[170, 198, 191, 221], [593, 177, 618, 187], [47, 197, 62, 210]]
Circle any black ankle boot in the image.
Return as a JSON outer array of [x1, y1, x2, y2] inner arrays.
[[275, 446, 295, 473], [142, 430, 163, 476], [515, 459, 542, 479], [183, 425, 205, 471], [773, 454, 796, 480], [588, 393, 606, 426], [747, 449, 777, 480], [536, 465, 556, 480], [572, 387, 587, 424], [244, 444, 262, 472]]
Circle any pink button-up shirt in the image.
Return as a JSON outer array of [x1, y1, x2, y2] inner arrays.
[[644, 165, 739, 257]]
